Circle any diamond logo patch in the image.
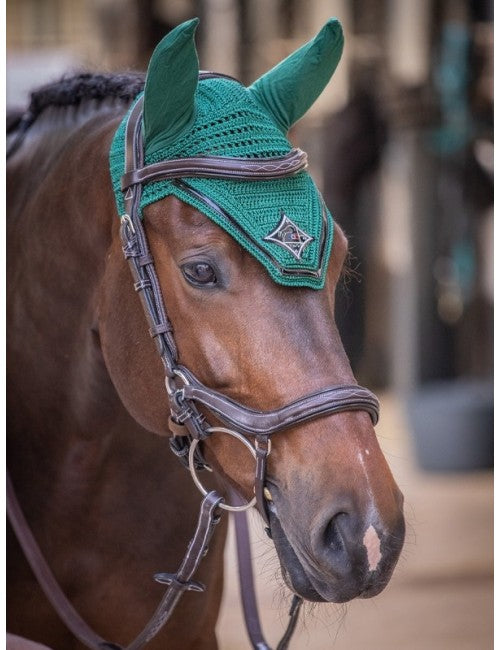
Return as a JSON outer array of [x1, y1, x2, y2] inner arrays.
[[263, 212, 314, 260]]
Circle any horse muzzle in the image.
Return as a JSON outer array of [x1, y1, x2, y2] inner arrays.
[[267, 485, 405, 603]]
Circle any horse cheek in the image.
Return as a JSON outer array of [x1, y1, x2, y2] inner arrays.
[[98, 240, 169, 436]]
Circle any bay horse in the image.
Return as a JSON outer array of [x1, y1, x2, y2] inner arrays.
[[7, 18, 405, 650]]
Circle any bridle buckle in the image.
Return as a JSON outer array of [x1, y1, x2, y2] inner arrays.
[[120, 212, 135, 235], [255, 436, 271, 457]]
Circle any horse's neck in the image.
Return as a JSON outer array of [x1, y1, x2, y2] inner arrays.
[[6, 103, 208, 624], [7, 104, 128, 471]]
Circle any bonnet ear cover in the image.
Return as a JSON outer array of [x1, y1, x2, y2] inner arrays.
[[249, 18, 343, 133], [110, 18, 345, 289], [143, 18, 200, 157]]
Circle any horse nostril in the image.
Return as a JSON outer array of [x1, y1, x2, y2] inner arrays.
[[323, 511, 349, 554]]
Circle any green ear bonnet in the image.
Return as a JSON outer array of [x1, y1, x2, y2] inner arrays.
[[109, 18, 344, 289]]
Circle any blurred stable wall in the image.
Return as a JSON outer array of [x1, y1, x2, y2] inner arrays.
[[7, 0, 493, 394]]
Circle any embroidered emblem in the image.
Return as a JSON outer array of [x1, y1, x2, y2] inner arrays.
[[264, 212, 314, 260]]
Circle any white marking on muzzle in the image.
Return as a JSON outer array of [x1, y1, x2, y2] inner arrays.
[[363, 524, 382, 572]]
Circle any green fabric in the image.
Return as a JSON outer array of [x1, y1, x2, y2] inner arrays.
[[248, 18, 344, 133], [109, 18, 344, 289], [143, 18, 199, 156]]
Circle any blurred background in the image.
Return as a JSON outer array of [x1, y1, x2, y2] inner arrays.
[[7, 0, 493, 648]]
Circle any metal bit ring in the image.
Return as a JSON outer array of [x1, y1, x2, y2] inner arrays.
[[188, 427, 257, 512]]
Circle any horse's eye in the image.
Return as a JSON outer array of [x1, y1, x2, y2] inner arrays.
[[181, 262, 218, 287]]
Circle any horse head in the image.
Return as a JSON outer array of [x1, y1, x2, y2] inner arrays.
[[99, 18, 405, 605]]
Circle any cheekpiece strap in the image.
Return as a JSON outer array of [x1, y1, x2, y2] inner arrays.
[[120, 96, 179, 374]]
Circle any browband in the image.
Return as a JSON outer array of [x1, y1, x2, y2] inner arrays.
[[121, 149, 308, 190], [121, 95, 308, 192]]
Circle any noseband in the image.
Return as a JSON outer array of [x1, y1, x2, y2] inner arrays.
[[119, 85, 380, 524]]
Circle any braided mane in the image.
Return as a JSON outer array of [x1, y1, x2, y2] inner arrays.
[[8, 73, 146, 135], [29, 73, 145, 115]]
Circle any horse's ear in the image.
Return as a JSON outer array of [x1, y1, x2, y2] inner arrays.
[[143, 18, 199, 157], [248, 18, 344, 133]]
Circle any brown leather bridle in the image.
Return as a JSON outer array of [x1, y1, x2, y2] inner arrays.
[[118, 82, 379, 517], [116, 76, 380, 646], [7, 73, 380, 650]]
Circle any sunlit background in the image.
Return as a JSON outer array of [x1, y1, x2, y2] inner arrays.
[[7, 1, 493, 648]]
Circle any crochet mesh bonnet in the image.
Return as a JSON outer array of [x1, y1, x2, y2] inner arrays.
[[109, 18, 344, 288]]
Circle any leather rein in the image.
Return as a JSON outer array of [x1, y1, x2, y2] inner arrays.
[[7, 79, 380, 650]]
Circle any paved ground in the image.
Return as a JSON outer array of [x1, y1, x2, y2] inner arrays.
[[216, 393, 493, 649]]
